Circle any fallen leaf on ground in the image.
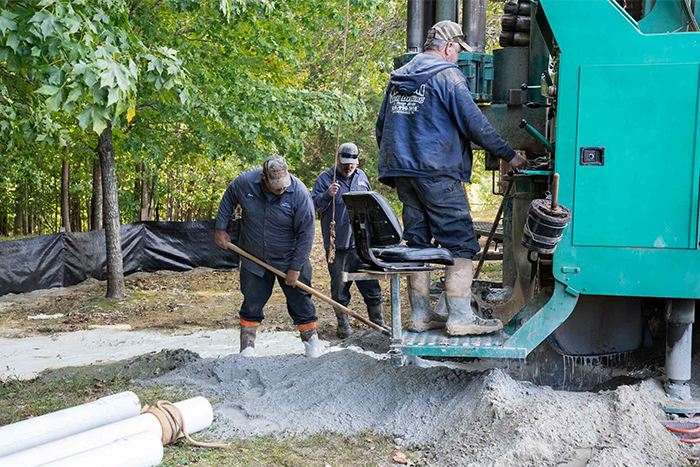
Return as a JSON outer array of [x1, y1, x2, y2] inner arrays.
[[393, 451, 408, 464]]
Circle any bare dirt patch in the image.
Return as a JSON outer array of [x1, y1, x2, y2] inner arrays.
[[0, 226, 396, 340]]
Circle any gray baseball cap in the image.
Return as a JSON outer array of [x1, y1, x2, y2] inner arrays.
[[426, 20, 473, 53], [263, 156, 291, 190], [338, 142, 359, 164]]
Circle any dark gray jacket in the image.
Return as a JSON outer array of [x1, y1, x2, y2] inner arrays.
[[311, 167, 372, 251], [216, 168, 315, 277], [376, 53, 516, 187]]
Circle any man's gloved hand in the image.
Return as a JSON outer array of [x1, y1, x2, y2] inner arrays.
[[286, 269, 301, 287], [510, 154, 531, 171], [328, 182, 340, 197], [214, 229, 231, 249]]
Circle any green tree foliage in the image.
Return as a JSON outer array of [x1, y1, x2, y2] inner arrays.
[[1, 0, 501, 243], [1, 0, 406, 238]]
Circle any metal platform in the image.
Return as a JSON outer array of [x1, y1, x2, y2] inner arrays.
[[343, 267, 579, 367], [399, 329, 526, 359], [473, 221, 503, 242]]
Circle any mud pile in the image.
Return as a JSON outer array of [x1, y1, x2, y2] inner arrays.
[[427, 371, 686, 467], [336, 329, 391, 354], [145, 350, 689, 466]]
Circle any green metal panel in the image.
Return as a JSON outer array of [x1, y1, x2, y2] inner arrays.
[[537, 0, 700, 299], [639, 0, 689, 33], [574, 63, 700, 249], [503, 281, 579, 351], [400, 329, 527, 358]]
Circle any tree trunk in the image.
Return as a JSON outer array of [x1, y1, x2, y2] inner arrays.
[[97, 123, 126, 298], [24, 184, 29, 235], [166, 170, 173, 222], [140, 165, 149, 221], [91, 158, 103, 230], [0, 208, 7, 236], [61, 154, 71, 232], [13, 196, 23, 235], [208, 181, 216, 220], [86, 199, 91, 231], [37, 203, 43, 235], [148, 173, 156, 221], [70, 192, 81, 232], [135, 162, 142, 221]]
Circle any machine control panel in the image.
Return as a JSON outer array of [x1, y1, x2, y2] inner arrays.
[[579, 147, 605, 166]]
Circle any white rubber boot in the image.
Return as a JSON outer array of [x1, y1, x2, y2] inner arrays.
[[300, 327, 321, 358]]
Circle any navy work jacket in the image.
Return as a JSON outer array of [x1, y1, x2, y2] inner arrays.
[[215, 168, 315, 277], [375, 53, 516, 187], [311, 167, 372, 251]]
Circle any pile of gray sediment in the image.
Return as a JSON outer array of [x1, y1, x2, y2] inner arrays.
[[336, 329, 391, 354], [143, 349, 691, 466]]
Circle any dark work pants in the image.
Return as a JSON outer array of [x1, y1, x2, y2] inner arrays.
[[239, 259, 317, 326], [395, 176, 480, 259], [326, 248, 383, 308]]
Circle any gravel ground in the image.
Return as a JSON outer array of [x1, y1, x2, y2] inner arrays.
[[144, 346, 694, 467]]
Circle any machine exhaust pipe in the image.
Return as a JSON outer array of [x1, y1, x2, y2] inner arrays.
[[436, 0, 459, 23], [407, 0, 424, 53], [463, 0, 487, 53], [665, 298, 695, 400]]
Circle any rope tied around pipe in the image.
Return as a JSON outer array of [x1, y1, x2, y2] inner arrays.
[[141, 401, 230, 449]]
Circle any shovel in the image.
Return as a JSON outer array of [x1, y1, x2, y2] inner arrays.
[[227, 242, 391, 336]]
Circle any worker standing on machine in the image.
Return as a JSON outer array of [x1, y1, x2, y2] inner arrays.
[[214, 156, 320, 357], [311, 143, 385, 339], [375, 20, 530, 336]]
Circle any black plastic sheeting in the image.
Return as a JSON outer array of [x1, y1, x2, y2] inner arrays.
[[0, 220, 240, 296]]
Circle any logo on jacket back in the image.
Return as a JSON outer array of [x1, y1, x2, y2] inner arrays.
[[389, 84, 426, 115]]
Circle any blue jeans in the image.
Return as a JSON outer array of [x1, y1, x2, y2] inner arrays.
[[395, 176, 480, 259], [239, 259, 317, 326]]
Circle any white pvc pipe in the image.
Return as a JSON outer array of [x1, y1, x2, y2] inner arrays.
[[0, 391, 141, 458], [35, 431, 163, 467], [0, 396, 214, 467]]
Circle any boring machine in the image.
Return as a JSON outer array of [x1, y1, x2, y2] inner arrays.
[[395, 0, 700, 397]]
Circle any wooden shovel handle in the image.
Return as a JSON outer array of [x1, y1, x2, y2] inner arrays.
[[227, 242, 391, 336]]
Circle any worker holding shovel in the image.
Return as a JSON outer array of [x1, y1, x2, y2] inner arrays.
[[214, 156, 320, 358]]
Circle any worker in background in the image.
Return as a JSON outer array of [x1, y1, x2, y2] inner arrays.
[[375, 20, 530, 337], [214, 156, 320, 358], [312, 143, 385, 339]]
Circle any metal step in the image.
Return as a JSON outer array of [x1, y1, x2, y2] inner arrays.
[[399, 329, 527, 359], [473, 221, 504, 242]]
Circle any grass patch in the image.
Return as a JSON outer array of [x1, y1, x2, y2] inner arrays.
[[0, 234, 36, 242], [479, 262, 503, 282], [161, 432, 406, 467], [0, 366, 412, 467], [0, 373, 184, 425], [0, 359, 415, 467]]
